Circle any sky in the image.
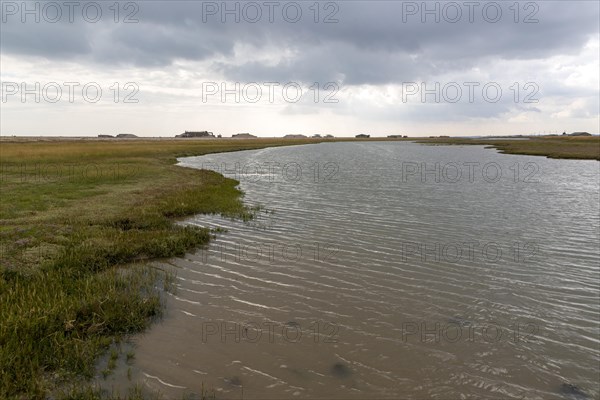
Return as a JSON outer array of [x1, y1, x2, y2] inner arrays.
[[1, 0, 599, 137]]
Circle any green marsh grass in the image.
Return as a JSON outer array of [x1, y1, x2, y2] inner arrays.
[[0, 138, 320, 399], [416, 135, 600, 160]]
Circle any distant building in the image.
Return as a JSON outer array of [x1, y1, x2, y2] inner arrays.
[[570, 132, 591, 136], [325, 134, 334, 138], [232, 133, 257, 139], [116, 134, 138, 138], [176, 131, 214, 138], [284, 134, 307, 139], [98, 134, 113, 138], [387, 135, 403, 138], [355, 134, 370, 138]]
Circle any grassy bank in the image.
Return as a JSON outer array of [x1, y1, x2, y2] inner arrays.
[[0, 138, 321, 399], [416, 136, 600, 160]]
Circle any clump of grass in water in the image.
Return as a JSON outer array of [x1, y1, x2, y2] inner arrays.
[[101, 348, 120, 379], [162, 268, 178, 294], [210, 226, 228, 234]]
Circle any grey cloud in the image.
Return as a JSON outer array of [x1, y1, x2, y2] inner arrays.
[[1, 0, 598, 86], [0, 21, 93, 57]]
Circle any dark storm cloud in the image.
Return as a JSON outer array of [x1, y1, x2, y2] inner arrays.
[[1, 0, 598, 84], [97, 23, 236, 66]]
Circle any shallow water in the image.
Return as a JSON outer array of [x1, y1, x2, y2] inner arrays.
[[102, 142, 599, 399]]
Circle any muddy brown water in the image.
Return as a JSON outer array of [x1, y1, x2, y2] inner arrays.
[[99, 142, 599, 399]]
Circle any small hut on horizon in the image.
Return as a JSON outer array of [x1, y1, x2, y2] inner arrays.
[[176, 131, 214, 138]]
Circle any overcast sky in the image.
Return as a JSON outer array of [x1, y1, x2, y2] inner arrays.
[[1, 0, 598, 137]]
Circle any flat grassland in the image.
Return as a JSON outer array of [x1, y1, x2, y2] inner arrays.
[[416, 135, 600, 160], [0, 138, 322, 399]]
